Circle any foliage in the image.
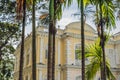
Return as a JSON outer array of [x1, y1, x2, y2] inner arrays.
[[0, 0, 20, 79], [85, 36, 116, 80], [39, 0, 66, 26], [0, 22, 21, 56], [0, 50, 14, 80], [92, 0, 116, 30], [0, 22, 21, 79], [0, 0, 16, 22]]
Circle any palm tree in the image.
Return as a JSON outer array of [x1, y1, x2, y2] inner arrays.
[[16, 0, 38, 80], [38, 1, 59, 80], [16, 0, 26, 80], [47, 0, 55, 80], [47, 0, 64, 80], [80, 0, 85, 79], [32, 0, 36, 80], [52, 0, 57, 79], [92, 1, 116, 79], [99, 1, 106, 79], [76, 0, 91, 79], [85, 36, 116, 80]]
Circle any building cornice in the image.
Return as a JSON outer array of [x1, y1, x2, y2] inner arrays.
[[61, 32, 96, 41], [111, 68, 120, 72]]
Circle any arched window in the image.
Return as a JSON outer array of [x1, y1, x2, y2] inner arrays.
[[75, 44, 81, 65], [75, 44, 81, 60]]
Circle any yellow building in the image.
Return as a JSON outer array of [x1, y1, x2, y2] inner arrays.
[[14, 22, 120, 80]]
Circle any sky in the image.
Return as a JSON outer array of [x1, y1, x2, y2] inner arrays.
[[25, 1, 120, 35]]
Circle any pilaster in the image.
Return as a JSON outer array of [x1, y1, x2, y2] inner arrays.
[[58, 70, 61, 80], [39, 70, 42, 80], [40, 38, 43, 63], [58, 40, 61, 64], [65, 39, 72, 64], [66, 69, 71, 80]]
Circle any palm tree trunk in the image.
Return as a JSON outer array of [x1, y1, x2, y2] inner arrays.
[[81, 0, 85, 80], [96, 5, 104, 79], [47, 0, 54, 80], [99, 1, 106, 80], [52, 0, 56, 80], [32, 0, 36, 80], [47, 21, 54, 80], [19, 0, 26, 80], [100, 60, 104, 79], [52, 25, 56, 80]]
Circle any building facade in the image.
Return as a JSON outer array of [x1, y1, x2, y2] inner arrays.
[[14, 22, 120, 80]]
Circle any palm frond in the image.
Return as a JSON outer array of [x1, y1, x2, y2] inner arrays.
[[85, 37, 116, 80], [77, 0, 91, 8], [86, 60, 100, 80], [64, 0, 73, 7], [102, 1, 116, 30], [106, 65, 116, 80]]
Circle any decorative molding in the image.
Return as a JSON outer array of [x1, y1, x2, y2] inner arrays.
[[37, 31, 61, 38], [111, 68, 120, 72], [61, 32, 96, 41]]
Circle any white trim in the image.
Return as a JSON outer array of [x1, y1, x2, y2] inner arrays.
[[66, 70, 71, 80], [58, 40, 60, 64], [58, 71, 60, 80], [39, 70, 42, 80], [40, 38, 43, 63], [66, 39, 70, 64], [28, 73, 30, 80]]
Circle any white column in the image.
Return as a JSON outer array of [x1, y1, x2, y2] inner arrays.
[[39, 70, 42, 80], [40, 38, 43, 63], [28, 74, 30, 80], [58, 40, 60, 64], [66, 39, 71, 64], [66, 70, 71, 80], [58, 71, 60, 80]]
